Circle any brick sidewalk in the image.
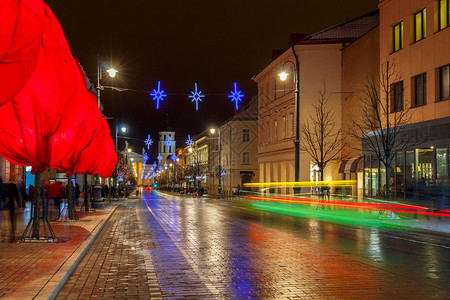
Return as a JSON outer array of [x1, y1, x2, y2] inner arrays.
[[0, 202, 118, 299]]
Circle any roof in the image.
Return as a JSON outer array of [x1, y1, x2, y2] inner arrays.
[[303, 10, 379, 42]]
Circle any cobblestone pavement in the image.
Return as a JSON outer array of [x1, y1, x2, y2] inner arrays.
[[0, 203, 115, 299], [58, 192, 450, 299]]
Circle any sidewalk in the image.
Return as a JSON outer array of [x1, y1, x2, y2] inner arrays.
[[0, 199, 121, 299]]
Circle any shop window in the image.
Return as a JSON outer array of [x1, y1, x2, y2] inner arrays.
[[414, 9, 426, 42], [413, 73, 427, 107], [395, 152, 406, 198], [439, 65, 450, 101], [416, 148, 433, 184], [439, 0, 450, 30], [243, 129, 250, 142], [392, 81, 404, 112], [436, 148, 448, 182], [393, 21, 403, 52]]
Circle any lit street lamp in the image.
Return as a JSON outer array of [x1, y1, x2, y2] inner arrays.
[[278, 44, 300, 191], [210, 127, 223, 199]]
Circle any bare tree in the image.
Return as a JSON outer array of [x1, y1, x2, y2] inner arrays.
[[350, 61, 413, 199], [300, 86, 343, 181]]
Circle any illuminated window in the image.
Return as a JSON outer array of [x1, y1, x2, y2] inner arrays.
[[439, 0, 450, 30], [393, 22, 403, 52], [392, 81, 403, 112], [414, 9, 426, 42], [439, 65, 450, 101], [414, 73, 427, 107]]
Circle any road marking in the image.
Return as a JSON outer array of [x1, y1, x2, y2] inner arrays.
[[143, 199, 220, 298]]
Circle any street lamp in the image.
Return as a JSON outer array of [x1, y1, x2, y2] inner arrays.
[[278, 44, 300, 191], [210, 127, 223, 199], [93, 60, 119, 207]]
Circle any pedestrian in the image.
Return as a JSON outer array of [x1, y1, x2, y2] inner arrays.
[[5, 181, 20, 242], [0, 176, 7, 238], [104, 185, 109, 198], [75, 183, 81, 205], [28, 184, 34, 202], [48, 181, 63, 219]]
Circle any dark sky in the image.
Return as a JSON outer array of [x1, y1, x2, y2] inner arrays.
[[45, 0, 378, 160]]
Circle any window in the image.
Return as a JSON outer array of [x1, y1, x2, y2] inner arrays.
[[439, 65, 450, 101], [242, 152, 250, 164], [414, 73, 427, 107], [283, 116, 287, 139], [440, 0, 450, 30], [392, 81, 403, 112], [393, 21, 403, 52], [274, 120, 278, 140], [414, 9, 426, 42], [290, 113, 294, 136], [243, 129, 250, 142]]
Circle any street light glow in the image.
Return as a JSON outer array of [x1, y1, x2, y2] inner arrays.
[[121, 127, 127, 133], [107, 68, 118, 78], [189, 147, 193, 152], [278, 72, 288, 81], [210, 128, 216, 134]]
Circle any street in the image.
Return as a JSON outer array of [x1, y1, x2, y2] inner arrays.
[[57, 191, 450, 299]]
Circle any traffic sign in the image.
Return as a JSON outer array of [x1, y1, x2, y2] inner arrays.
[[221, 170, 227, 177]]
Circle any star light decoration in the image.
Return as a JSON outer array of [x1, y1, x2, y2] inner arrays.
[[150, 81, 167, 110], [188, 82, 205, 110], [186, 135, 194, 146], [164, 162, 168, 167], [153, 161, 158, 169], [143, 152, 149, 162], [164, 136, 173, 147], [228, 82, 244, 110], [171, 153, 177, 162], [157, 153, 162, 162], [144, 134, 153, 149]]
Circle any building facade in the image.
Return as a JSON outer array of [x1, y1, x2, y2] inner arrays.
[[364, 0, 450, 201], [218, 97, 259, 196], [253, 11, 379, 195]]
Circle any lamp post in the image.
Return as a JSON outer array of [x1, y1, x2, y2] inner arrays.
[[278, 44, 300, 192], [210, 128, 223, 199], [93, 59, 118, 207]]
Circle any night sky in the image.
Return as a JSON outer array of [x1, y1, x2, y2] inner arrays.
[[44, 0, 378, 160]]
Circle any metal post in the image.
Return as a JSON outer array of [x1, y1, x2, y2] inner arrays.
[[114, 125, 119, 198], [92, 56, 103, 208], [292, 44, 301, 194], [218, 129, 223, 199], [32, 171, 41, 238]]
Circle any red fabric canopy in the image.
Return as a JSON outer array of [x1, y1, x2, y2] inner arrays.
[[0, 0, 45, 106], [0, 1, 117, 176]]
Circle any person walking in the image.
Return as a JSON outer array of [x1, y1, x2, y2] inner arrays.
[[5, 181, 20, 242], [75, 183, 81, 205]]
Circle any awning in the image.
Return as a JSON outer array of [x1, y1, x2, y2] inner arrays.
[[339, 157, 363, 173]]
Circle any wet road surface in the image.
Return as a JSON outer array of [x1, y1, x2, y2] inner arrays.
[[57, 191, 450, 299]]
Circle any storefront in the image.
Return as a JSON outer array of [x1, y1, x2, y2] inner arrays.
[[363, 117, 450, 202]]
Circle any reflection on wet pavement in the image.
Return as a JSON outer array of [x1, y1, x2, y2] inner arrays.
[[144, 191, 450, 299]]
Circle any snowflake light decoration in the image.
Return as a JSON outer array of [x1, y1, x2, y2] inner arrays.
[[188, 82, 205, 110], [157, 153, 162, 162], [164, 136, 172, 147], [153, 161, 158, 169], [143, 152, 149, 162], [228, 82, 244, 110], [164, 162, 168, 167], [150, 81, 167, 110], [144, 134, 153, 149], [186, 135, 194, 146], [171, 153, 177, 162]]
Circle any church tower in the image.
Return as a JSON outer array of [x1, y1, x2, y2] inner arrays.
[[158, 115, 176, 165]]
